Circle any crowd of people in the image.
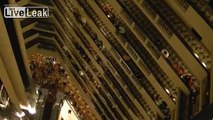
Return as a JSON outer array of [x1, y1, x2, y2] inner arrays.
[[171, 62, 199, 102], [29, 53, 97, 120], [102, 1, 200, 105], [71, 5, 171, 119], [49, 2, 200, 119], [153, 94, 171, 120]]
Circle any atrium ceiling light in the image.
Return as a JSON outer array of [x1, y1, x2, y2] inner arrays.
[[107, 14, 110, 18], [28, 106, 36, 114], [16, 111, 25, 118], [79, 71, 84, 76], [20, 104, 28, 110], [173, 98, 176, 102], [202, 62, 207, 68], [194, 53, 199, 58], [165, 88, 170, 94], [161, 49, 169, 58], [20, 104, 36, 114]]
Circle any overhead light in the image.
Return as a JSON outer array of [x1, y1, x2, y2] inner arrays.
[[35, 87, 39, 95], [161, 49, 169, 58], [20, 104, 28, 110], [20, 104, 36, 114], [194, 53, 199, 58], [165, 88, 170, 94], [79, 71, 84, 76], [28, 106, 36, 114], [173, 98, 176, 102], [107, 14, 111, 18], [3, 118, 8, 120], [16, 111, 25, 118], [0, 101, 9, 108], [202, 62, 207, 68], [100, 28, 106, 36]]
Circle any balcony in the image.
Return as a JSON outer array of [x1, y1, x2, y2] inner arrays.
[[187, 0, 213, 28], [143, 0, 211, 70], [95, 0, 180, 102], [71, 0, 171, 119]]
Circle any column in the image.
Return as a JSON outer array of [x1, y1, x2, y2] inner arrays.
[[12, 12, 37, 109], [9, 0, 36, 93], [0, 11, 29, 107], [13, 18, 35, 90], [0, 56, 22, 114], [210, 53, 213, 104]]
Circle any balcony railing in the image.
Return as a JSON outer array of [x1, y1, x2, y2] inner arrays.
[[144, 0, 211, 70], [75, 1, 172, 119], [187, 0, 213, 28]]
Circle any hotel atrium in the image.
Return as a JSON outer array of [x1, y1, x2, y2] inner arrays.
[[0, 0, 213, 120]]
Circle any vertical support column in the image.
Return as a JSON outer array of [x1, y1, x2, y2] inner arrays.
[[0, 11, 29, 107], [9, 0, 36, 93], [0, 56, 22, 114], [9, 0, 37, 112], [12, 15, 37, 109], [210, 53, 213, 104], [199, 79, 203, 111], [13, 19, 34, 91]]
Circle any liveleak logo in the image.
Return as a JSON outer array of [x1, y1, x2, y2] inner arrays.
[[4, 6, 49, 18]]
